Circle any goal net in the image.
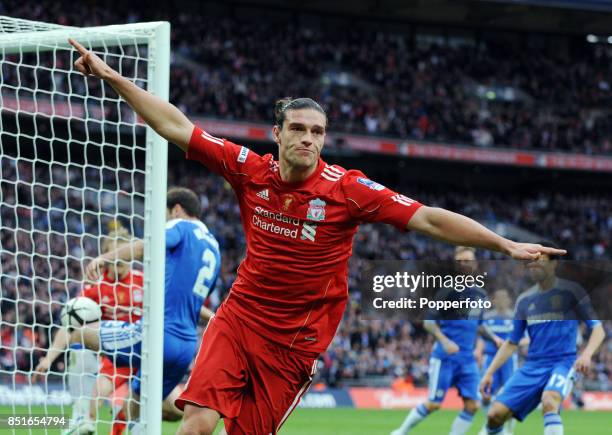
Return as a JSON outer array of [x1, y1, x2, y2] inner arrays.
[[0, 16, 169, 434]]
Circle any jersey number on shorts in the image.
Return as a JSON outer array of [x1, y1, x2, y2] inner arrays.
[[547, 373, 567, 389], [192, 248, 217, 298]]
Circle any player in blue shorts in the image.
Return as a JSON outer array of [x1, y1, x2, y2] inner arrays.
[[392, 247, 498, 435], [476, 288, 524, 435], [480, 253, 605, 435], [37, 187, 221, 433]]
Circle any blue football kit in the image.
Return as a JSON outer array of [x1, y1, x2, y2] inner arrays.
[[99, 219, 221, 398], [426, 286, 488, 403], [495, 278, 600, 421]]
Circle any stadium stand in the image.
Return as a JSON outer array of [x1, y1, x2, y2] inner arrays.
[[1, 0, 611, 153]]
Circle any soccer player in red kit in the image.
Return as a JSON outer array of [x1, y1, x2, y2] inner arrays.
[[81, 225, 143, 432], [35, 224, 143, 433], [68, 38, 566, 435]]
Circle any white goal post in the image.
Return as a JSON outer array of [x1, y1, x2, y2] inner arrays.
[[0, 16, 169, 434]]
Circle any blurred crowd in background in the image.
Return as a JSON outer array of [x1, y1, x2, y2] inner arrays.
[[1, 0, 611, 394], [1, 0, 611, 154], [1, 158, 610, 390]]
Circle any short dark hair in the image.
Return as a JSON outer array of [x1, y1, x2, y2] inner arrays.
[[274, 97, 327, 128], [167, 187, 201, 218]]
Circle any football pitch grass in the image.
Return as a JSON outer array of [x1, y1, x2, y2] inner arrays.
[[1, 406, 611, 434]]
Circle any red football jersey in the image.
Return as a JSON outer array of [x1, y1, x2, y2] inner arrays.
[[187, 127, 422, 353], [81, 270, 144, 323]]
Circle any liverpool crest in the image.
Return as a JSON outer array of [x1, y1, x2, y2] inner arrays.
[[307, 198, 326, 221]]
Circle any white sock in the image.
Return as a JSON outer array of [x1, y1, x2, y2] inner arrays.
[[450, 410, 475, 435], [68, 347, 98, 421], [506, 418, 517, 434], [396, 403, 430, 434], [543, 413, 563, 435]]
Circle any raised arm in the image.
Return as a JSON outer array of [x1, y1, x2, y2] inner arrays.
[[68, 39, 193, 151], [406, 206, 566, 260]]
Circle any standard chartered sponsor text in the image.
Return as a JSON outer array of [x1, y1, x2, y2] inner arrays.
[[255, 206, 300, 225], [253, 206, 300, 238]]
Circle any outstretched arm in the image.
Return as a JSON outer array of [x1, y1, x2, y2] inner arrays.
[[407, 206, 566, 260], [68, 39, 193, 151]]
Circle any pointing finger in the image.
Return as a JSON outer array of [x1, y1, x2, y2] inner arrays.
[[540, 246, 567, 256], [68, 38, 89, 55]]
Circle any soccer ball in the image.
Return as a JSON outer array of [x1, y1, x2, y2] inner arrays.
[[60, 297, 102, 328]]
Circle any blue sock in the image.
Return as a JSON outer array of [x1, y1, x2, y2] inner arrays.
[[416, 404, 429, 417], [486, 424, 504, 434], [544, 412, 561, 426]]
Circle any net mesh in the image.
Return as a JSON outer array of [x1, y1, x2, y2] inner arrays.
[[0, 15, 159, 433], [0, 16, 64, 33]]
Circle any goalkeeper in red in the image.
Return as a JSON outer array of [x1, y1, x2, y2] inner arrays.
[[68, 38, 566, 435]]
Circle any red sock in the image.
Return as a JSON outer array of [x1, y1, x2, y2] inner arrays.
[[110, 410, 126, 435]]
